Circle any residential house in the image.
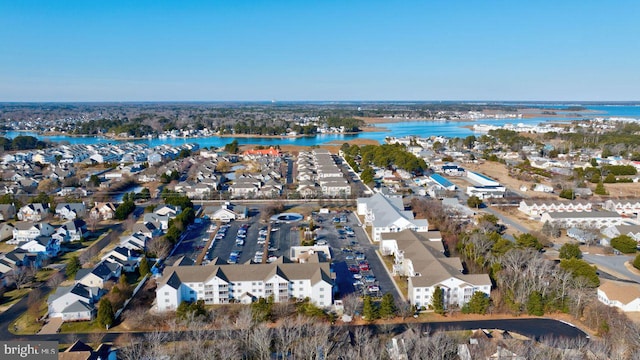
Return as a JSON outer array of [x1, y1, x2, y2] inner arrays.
[[75, 261, 122, 288], [90, 202, 117, 220], [0, 204, 16, 221], [10, 222, 55, 244], [53, 219, 86, 243], [601, 224, 640, 243], [357, 193, 429, 241], [119, 232, 150, 251], [55, 203, 86, 220], [17, 203, 50, 221], [0, 223, 14, 240], [598, 279, 640, 312], [19, 236, 60, 258], [47, 283, 100, 321], [132, 221, 162, 239], [156, 257, 334, 311], [101, 246, 139, 273]]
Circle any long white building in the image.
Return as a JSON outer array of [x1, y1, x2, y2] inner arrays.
[[156, 256, 334, 311], [518, 200, 593, 217], [357, 193, 429, 241], [381, 230, 491, 310], [540, 211, 623, 229]]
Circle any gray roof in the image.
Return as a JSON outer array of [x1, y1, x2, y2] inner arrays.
[[359, 193, 429, 229], [158, 261, 332, 289], [546, 211, 621, 219]]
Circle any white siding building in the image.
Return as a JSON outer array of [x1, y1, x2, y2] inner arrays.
[[598, 279, 640, 312], [518, 200, 593, 217], [156, 257, 334, 311], [540, 211, 623, 229], [381, 230, 491, 310], [357, 193, 429, 242]]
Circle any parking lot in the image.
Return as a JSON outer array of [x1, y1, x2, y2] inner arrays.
[[312, 210, 401, 302], [165, 204, 401, 304]]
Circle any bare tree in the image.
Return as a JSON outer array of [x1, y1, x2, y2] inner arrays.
[[249, 324, 272, 360], [147, 237, 171, 259], [27, 288, 42, 320], [10, 265, 35, 289], [341, 293, 360, 316]]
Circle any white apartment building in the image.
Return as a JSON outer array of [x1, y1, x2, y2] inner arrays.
[[357, 193, 428, 241], [518, 200, 593, 217], [381, 230, 491, 310], [156, 257, 334, 311]]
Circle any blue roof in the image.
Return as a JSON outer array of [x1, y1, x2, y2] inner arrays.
[[430, 174, 454, 188]]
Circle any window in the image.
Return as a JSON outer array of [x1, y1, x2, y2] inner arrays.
[[319, 294, 324, 298], [415, 288, 421, 292], [164, 292, 169, 296]]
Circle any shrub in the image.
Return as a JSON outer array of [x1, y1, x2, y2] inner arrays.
[[611, 235, 637, 254]]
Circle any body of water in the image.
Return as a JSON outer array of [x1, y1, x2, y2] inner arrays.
[[3, 104, 640, 148]]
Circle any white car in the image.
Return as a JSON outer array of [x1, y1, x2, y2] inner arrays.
[[353, 273, 362, 279], [367, 285, 380, 293]]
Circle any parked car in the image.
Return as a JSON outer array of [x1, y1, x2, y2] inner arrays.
[[367, 285, 380, 293], [364, 275, 376, 283], [348, 265, 360, 273]]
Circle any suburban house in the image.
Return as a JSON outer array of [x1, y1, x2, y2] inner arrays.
[[155, 257, 334, 311], [17, 203, 50, 221], [204, 202, 248, 222], [0, 223, 14, 241], [19, 236, 60, 258], [53, 219, 86, 243], [540, 211, 623, 229], [55, 202, 86, 220], [0, 204, 16, 221], [357, 193, 429, 241], [47, 283, 101, 321], [132, 221, 163, 239], [10, 222, 55, 244], [90, 202, 117, 220], [143, 213, 171, 231], [518, 200, 593, 217], [75, 261, 122, 288], [119, 232, 150, 251], [441, 164, 466, 177], [101, 246, 140, 272], [154, 204, 182, 217], [598, 279, 640, 312], [604, 199, 640, 216], [380, 230, 491, 310]]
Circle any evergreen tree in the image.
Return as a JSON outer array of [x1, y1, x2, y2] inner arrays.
[[431, 286, 445, 315], [634, 254, 640, 271], [362, 295, 378, 321], [559, 243, 582, 259], [97, 298, 114, 328], [526, 291, 544, 316], [379, 293, 397, 319], [66, 255, 81, 278], [594, 182, 608, 195], [139, 256, 150, 276], [462, 291, 490, 314], [611, 235, 637, 254]]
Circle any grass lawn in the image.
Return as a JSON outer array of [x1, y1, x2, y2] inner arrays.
[[0, 241, 14, 253], [11, 297, 48, 335], [60, 320, 105, 333], [35, 268, 56, 282], [0, 288, 30, 309]]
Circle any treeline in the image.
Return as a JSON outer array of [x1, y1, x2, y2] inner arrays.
[[0, 135, 49, 150], [71, 118, 157, 137], [325, 117, 364, 132], [341, 143, 428, 176], [160, 189, 195, 244]]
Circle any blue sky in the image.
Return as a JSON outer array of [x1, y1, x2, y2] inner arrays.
[[1, 0, 638, 101]]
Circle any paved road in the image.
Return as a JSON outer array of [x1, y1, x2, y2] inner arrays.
[[583, 253, 640, 283], [0, 315, 588, 343]]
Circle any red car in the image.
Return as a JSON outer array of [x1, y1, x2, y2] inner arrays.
[[348, 265, 360, 273], [359, 263, 370, 271]]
